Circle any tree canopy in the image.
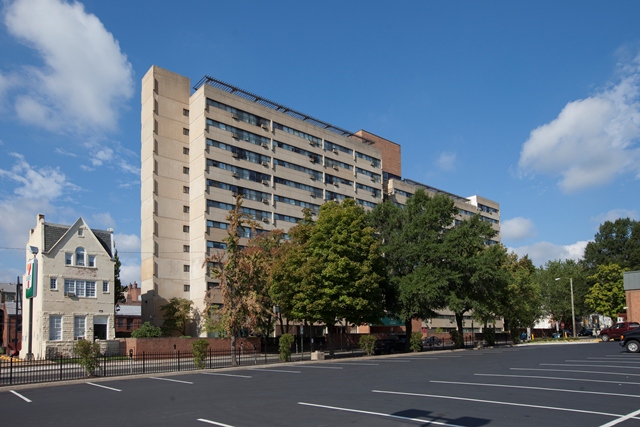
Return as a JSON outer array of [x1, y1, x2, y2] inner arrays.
[[583, 218, 640, 272], [160, 297, 194, 336], [584, 263, 627, 320]]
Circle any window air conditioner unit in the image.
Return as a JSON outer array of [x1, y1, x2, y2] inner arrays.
[[231, 172, 239, 179], [231, 114, 239, 121], [261, 161, 269, 167], [262, 179, 270, 186], [309, 192, 316, 198], [309, 174, 316, 181], [65, 291, 75, 297], [370, 162, 376, 167], [231, 190, 238, 197], [308, 155, 315, 163], [370, 176, 376, 182], [332, 149, 338, 154], [309, 141, 317, 147], [262, 217, 270, 223], [261, 123, 270, 131], [333, 182, 339, 187], [332, 166, 339, 171], [261, 142, 269, 149], [232, 151, 239, 158], [261, 198, 269, 204], [231, 133, 239, 140]]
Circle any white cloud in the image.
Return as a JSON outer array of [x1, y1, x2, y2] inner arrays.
[[114, 233, 140, 253], [54, 147, 77, 157], [3, 0, 134, 132], [0, 153, 76, 199], [436, 152, 456, 171], [0, 197, 56, 256], [518, 53, 640, 192], [501, 217, 537, 241], [91, 213, 115, 229], [592, 209, 640, 224], [508, 240, 589, 268], [120, 264, 140, 288]]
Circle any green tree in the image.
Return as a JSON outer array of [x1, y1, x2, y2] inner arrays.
[[113, 250, 125, 310], [131, 321, 162, 338], [441, 215, 510, 347], [160, 297, 194, 336], [501, 254, 542, 339], [584, 264, 627, 320], [358, 334, 377, 356], [205, 195, 271, 365], [277, 199, 387, 357], [74, 339, 101, 376], [536, 259, 588, 328], [583, 218, 640, 272], [369, 190, 457, 351]]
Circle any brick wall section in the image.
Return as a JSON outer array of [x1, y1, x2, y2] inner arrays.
[[627, 289, 640, 323], [121, 337, 261, 355], [355, 130, 402, 178]]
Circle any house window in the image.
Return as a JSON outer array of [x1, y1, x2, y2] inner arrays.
[[50, 278, 57, 290], [183, 206, 190, 213], [75, 247, 85, 266], [183, 186, 189, 194], [184, 284, 190, 292], [183, 109, 189, 117], [183, 167, 189, 174], [103, 281, 109, 293], [74, 316, 85, 340], [85, 281, 96, 297], [183, 147, 189, 155], [78, 228, 84, 237], [183, 225, 190, 233], [183, 245, 190, 252], [183, 265, 190, 272], [88, 255, 96, 267], [183, 128, 189, 136], [50, 315, 62, 341], [65, 253, 72, 265], [64, 280, 96, 298]]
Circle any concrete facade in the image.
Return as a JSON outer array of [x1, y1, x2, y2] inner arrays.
[[141, 65, 501, 336], [20, 214, 116, 359]]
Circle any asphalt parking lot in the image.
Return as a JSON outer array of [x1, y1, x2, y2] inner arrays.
[[2, 341, 640, 427]]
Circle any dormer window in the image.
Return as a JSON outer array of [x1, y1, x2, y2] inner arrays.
[[75, 247, 85, 266], [88, 255, 96, 267], [65, 253, 72, 265]]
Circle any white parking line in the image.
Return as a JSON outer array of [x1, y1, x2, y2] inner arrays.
[[330, 362, 379, 366], [476, 373, 640, 386], [199, 372, 252, 378], [150, 377, 194, 384], [197, 419, 236, 426], [512, 368, 640, 377], [371, 390, 634, 419], [599, 408, 640, 427], [248, 368, 301, 374], [587, 358, 640, 363], [86, 382, 122, 392], [431, 380, 640, 398], [297, 402, 466, 426], [296, 365, 343, 370], [378, 360, 411, 363], [10, 390, 31, 402], [543, 363, 640, 370]]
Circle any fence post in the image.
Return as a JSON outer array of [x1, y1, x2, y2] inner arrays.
[[208, 348, 211, 370], [177, 351, 180, 371], [9, 356, 13, 386], [142, 351, 145, 374], [59, 354, 63, 381], [103, 353, 107, 377]]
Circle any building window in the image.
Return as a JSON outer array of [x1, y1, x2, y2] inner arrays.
[[183, 167, 189, 174], [183, 205, 190, 213], [183, 245, 190, 252], [78, 228, 84, 237], [65, 253, 72, 265], [103, 281, 109, 293], [74, 316, 85, 340], [50, 315, 62, 341], [184, 265, 190, 272], [184, 284, 190, 292], [183, 147, 189, 155], [64, 280, 96, 298], [183, 109, 189, 117], [50, 278, 57, 290], [75, 247, 85, 266], [183, 128, 189, 136], [183, 225, 190, 233], [88, 255, 96, 267], [183, 186, 189, 194]]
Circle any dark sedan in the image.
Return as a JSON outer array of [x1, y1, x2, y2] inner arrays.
[[422, 336, 442, 349]]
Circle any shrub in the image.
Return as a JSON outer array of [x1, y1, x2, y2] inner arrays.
[[131, 322, 163, 338], [483, 328, 496, 346], [359, 334, 377, 355], [449, 330, 464, 348], [410, 332, 423, 352], [74, 339, 101, 376], [279, 333, 294, 362], [192, 339, 210, 369]]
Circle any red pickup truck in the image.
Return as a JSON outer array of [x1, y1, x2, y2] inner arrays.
[[599, 322, 640, 342]]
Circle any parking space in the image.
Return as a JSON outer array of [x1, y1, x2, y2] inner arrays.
[[2, 342, 640, 426]]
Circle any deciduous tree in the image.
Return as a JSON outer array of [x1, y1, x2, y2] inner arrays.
[[160, 297, 193, 336], [584, 264, 627, 320]]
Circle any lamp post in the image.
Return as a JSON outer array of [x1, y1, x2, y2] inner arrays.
[[556, 277, 576, 338]]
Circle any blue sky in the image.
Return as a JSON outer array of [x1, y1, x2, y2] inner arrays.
[[0, 0, 639, 285]]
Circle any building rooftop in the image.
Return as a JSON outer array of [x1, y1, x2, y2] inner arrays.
[[43, 222, 113, 257], [116, 305, 141, 317]]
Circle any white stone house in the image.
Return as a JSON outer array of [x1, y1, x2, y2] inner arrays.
[[20, 214, 116, 359]]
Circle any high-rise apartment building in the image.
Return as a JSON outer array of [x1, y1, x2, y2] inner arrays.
[[141, 66, 500, 335]]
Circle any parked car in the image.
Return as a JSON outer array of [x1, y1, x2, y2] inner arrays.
[[599, 322, 640, 342], [578, 328, 593, 337], [422, 336, 442, 349], [373, 336, 404, 355], [620, 328, 640, 353]]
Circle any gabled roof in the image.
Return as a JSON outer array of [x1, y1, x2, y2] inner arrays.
[[43, 217, 113, 257]]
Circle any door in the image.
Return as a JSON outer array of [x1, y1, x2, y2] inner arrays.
[[93, 316, 108, 340]]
